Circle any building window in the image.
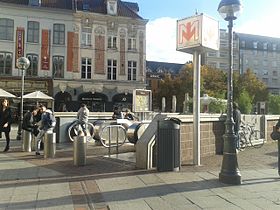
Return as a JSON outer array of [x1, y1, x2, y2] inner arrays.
[[128, 61, 137, 81], [0, 52, 12, 75], [29, 0, 41, 6], [207, 62, 217, 68], [241, 41, 245, 48], [219, 63, 228, 69], [81, 27, 91, 46], [83, 0, 90, 11], [0, 18, 14, 41], [128, 38, 136, 50], [107, 59, 117, 80], [253, 60, 258, 66], [263, 60, 267, 66], [26, 54, 38, 76], [253, 41, 258, 49], [262, 70, 268, 76], [81, 57, 91, 79], [219, 51, 228, 58], [27, 21, 39, 43], [220, 40, 227, 48], [108, 36, 117, 49], [52, 56, 64, 78], [273, 71, 278, 76], [53, 24, 65, 45], [262, 78, 268, 84], [263, 51, 267, 57], [272, 61, 277, 68], [263, 43, 268, 50], [272, 78, 278, 86], [273, 43, 277, 51], [207, 51, 217, 57]]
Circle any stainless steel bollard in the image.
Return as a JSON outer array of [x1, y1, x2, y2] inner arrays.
[[22, 130, 32, 152], [31, 136, 36, 151], [73, 135, 87, 166], [44, 132, 56, 158]]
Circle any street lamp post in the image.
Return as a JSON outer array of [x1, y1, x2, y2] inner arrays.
[[218, 0, 242, 185], [16, 57, 30, 141]]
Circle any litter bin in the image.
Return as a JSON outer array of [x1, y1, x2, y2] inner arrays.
[[157, 118, 181, 172], [44, 132, 56, 158], [22, 130, 32, 152], [73, 135, 87, 166]]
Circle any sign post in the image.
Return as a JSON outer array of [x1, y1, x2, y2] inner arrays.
[[177, 13, 219, 165]]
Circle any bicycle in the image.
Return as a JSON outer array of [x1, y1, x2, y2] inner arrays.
[[68, 120, 95, 142], [239, 122, 265, 150]]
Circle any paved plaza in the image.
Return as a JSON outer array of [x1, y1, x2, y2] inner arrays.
[[0, 129, 279, 210]]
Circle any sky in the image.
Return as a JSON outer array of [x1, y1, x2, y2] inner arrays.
[[136, 0, 280, 64]]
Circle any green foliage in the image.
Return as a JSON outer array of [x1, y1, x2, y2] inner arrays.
[[233, 69, 268, 104], [268, 94, 280, 114], [153, 65, 268, 113], [237, 90, 253, 114], [208, 100, 227, 113]]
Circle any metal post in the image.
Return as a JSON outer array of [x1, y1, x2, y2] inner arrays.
[[108, 126, 111, 155], [219, 19, 241, 185], [116, 126, 119, 154], [278, 140, 280, 176], [16, 68, 25, 140], [193, 50, 201, 166], [73, 135, 87, 166]]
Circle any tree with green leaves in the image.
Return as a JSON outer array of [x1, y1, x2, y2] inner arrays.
[[268, 94, 280, 114]]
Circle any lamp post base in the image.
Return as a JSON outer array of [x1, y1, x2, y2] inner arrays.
[[219, 133, 242, 185], [219, 172, 241, 185]]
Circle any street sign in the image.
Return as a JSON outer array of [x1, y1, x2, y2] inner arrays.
[[176, 13, 219, 54], [133, 89, 152, 112]]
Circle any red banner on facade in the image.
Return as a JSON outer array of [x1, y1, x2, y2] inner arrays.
[[41, 29, 50, 70], [67, 32, 74, 72], [15, 27, 25, 67]]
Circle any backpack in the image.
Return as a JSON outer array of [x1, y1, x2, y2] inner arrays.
[[46, 111, 56, 128]]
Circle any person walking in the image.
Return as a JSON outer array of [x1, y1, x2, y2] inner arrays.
[[233, 102, 241, 150], [77, 103, 89, 136], [0, 98, 12, 152], [35, 104, 55, 156], [22, 106, 40, 136]]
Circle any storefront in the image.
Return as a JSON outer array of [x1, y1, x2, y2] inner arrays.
[[78, 92, 108, 112], [112, 93, 133, 111]]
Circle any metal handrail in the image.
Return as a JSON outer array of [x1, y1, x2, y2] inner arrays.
[[99, 124, 127, 154]]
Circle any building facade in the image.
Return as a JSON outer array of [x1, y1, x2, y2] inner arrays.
[[0, 0, 147, 112], [201, 29, 240, 73], [202, 29, 280, 95], [238, 33, 280, 95]]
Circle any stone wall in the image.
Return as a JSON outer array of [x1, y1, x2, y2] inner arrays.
[[175, 114, 280, 165]]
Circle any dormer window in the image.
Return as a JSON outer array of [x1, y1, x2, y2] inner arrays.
[[107, 0, 117, 15], [29, 0, 41, 6]]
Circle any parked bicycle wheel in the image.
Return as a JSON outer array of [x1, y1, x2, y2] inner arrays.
[[239, 132, 247, 150], [68, 120, 95, 142], [250, 129, 265, 148]]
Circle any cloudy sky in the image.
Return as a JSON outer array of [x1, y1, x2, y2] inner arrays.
[[137, 0, 280, 64]]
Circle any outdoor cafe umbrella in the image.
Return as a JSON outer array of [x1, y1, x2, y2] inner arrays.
[[0, 88, 16, 98], [22, 91, 54, 110]]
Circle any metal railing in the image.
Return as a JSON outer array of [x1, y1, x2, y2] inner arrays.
[[99, 124, 127, 154]]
